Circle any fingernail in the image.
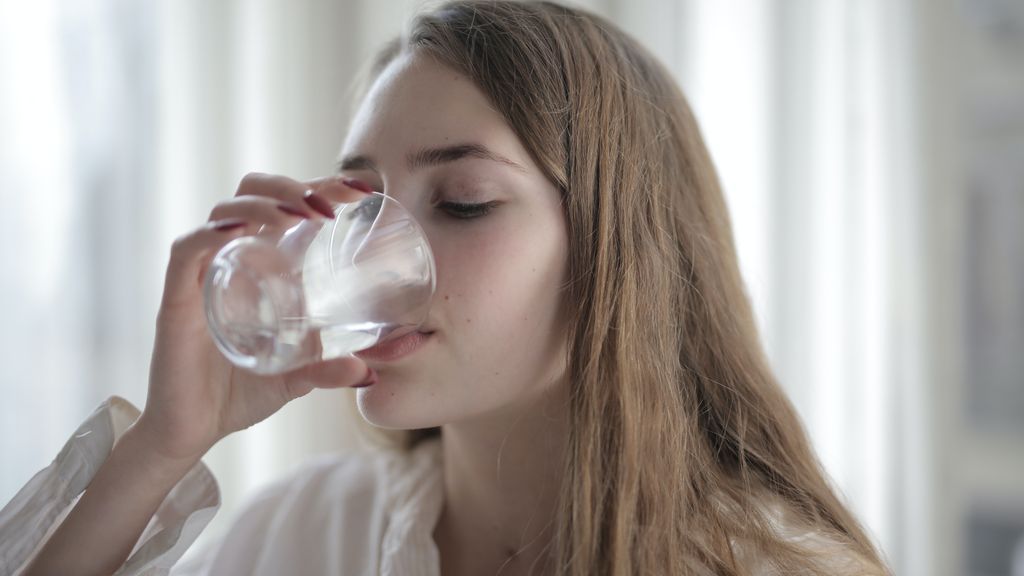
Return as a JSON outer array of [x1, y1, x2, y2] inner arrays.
[[213, 219, 247, 232], [341, 178, 374, 194], [353, 367, 378, 388], [277, 204, 309, 218], [303, 191, 336, 219]]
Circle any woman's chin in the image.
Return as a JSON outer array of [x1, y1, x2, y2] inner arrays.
[[355, 381, 438, 431]]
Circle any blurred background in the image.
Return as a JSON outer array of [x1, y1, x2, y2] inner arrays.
[[0, 0, 1021, 574]]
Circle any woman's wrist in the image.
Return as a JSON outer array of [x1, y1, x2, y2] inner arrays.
[[116, 420, 206, 484]]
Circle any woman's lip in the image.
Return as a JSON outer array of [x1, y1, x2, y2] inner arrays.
[[353, 331, 433, 362]]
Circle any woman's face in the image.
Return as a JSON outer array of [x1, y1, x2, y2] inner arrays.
[[339, 53, 569, 430]]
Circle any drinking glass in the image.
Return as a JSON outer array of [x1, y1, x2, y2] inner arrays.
[[203, 192, 435, 374]]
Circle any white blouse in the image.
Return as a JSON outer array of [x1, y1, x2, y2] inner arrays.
[[0, 397, 875, 576], [0, 397, 443, 575]]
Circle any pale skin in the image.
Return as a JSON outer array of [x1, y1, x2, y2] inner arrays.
[[25, 52, 571, 576]]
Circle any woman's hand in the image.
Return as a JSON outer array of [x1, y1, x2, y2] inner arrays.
[[23, 174, 376, 576], [135, 173, 373, 464]]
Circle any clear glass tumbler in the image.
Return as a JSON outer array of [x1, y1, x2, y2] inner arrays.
[[203, 192, 435, 375]]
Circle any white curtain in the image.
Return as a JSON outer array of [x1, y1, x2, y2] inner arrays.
[[0, 1, 960, 574]]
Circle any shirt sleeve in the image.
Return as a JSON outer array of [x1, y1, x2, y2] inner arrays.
[[0, 396, 221, 576]]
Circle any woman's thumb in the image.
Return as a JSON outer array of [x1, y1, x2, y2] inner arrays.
[[283, 355, 372, 396]]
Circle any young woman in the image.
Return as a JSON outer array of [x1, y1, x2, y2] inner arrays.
[[5, 1, 891, 574]]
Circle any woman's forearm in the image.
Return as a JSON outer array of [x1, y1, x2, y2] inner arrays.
[[22, 422, 201, 576]]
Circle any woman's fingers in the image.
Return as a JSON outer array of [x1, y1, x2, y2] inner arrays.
[[162, 172, 365, 306], [208, 195, 316, 226], [306, 175, 376, 203], [233, 172, 371, 215], [162, 195, 308, 315], [160, 219, 251, 311], [280, 356, 372, 399], [157, 171, 378, 347]]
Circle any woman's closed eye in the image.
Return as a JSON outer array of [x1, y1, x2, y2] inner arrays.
[[437, 200, 499, 220]]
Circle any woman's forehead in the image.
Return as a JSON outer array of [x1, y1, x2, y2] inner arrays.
[[341, 53, 529, 173]]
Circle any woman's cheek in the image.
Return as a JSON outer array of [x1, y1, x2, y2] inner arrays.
[[430, 210, 559, 337]]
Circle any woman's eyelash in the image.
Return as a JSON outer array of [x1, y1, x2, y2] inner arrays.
[[438, 201, 497, 219]]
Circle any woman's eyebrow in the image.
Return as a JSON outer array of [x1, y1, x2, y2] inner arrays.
[[336, 143, 525, 174]]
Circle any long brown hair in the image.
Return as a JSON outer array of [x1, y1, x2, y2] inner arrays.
[[354, 1, 892, 574]]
